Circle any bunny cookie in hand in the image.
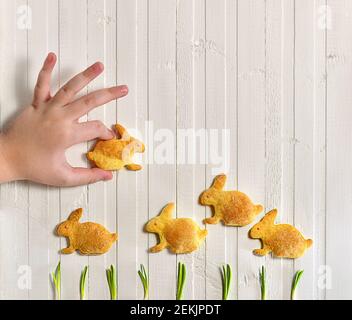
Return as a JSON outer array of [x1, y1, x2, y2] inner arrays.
[[56, 208, 118, 255], [145, 203, 208, 254], [200, 174, 263, 226], [249, 209, 313, 259], [87, 124, 145, 171]]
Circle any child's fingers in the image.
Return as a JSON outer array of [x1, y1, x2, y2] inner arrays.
[[72, 121, 115, 144], [51, 62, 104, 106], [66, 85, 128, 120], [64, 167, 113, 186], [32, 52, 57, 107]]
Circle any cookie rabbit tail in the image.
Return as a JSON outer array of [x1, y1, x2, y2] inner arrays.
[[87, 152, 95, 161], [111, 233, 118, 242], [306, 239, 313, 248], [255, 204, 264, 214], [199, 229, 208, 239]]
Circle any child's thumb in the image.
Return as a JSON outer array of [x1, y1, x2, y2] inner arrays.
[[68, 167, 113, 186]]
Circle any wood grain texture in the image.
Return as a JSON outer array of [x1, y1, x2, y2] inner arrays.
[[237, 0, 266, 300], [148, 0, 177, 300], [0, 0, 348, 300], [176, 0, 206, 300], [326, 0, 352, 300], [204, 0, 227, 300]]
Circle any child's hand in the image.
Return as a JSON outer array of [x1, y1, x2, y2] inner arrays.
[[0, 53, 128, 186]]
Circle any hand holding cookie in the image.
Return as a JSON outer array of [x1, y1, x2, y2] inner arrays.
[[0, 53, 128, 186]]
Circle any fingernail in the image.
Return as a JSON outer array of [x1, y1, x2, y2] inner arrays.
[[103, 173, 113, 181], [47, 52, 55, 63], [120, 85, 129, 95], [93, 62, 104, 72]]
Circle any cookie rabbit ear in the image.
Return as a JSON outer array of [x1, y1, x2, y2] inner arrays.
[[263, 209, 278, 225], [212, 174, 227, 190], [115, 124, 129, 140], [159, 203, 175, 220], [68, 208, 83, 222]]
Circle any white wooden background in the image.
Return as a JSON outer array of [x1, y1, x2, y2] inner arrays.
[[0, 0, 350, 300]]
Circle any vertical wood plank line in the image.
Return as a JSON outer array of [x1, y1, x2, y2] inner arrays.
[[324, 0, 327, 300], [147, 0, 150, 289], [58, 0, 62, 298], [204, 0, 207, 300], [175, 0, 179, 296], [293, 0, 296, 276], [115, 0, 119, 299], [26, 0, 30, 301], [235, 0, 239, 298]]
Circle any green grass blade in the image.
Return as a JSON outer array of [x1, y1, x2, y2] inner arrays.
[[290, 270, 304, 300], [52, 261, 61, 300], [106, 265, 117, 300], [176, 262, 182, 300], [112, 265, 117, 299], [221, 264, 232, 300], [80, 266, 88, 300], [176, 262, 186, 300], [181, 264, 186, 299], [227, 264, 232, 299], [138, 264, 149, 300], [259, 266, 266, 300], [221, 266, 226, 300]]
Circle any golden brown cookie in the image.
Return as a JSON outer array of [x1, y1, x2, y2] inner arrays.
[[56, 208, 118, 255], [87, 124, 145, 171], [145, 203, 208, 254], [249, 209, 313, 259], [200, 174, 263, 226]]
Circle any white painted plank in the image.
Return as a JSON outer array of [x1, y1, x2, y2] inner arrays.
[[86, 0, 118, 300], [265, 0, 289, 300], [225, 0, 238, 301], [27, 0, 60, 300], [326, 0, 352, 300], [280, 0, 295, 301], [191, 0, 207, 301], [237, 0, 266, 300], [59, 0, 89, 300], [116, 0, 140, 300], [312, 0, 327, 301], [0, 0, 29, 300], [135, 0, 149, 301], [176, 0, 206, 300], [294, 0, 327, 300], [148, 0, 177, 300], [205, 0, 227, 300]]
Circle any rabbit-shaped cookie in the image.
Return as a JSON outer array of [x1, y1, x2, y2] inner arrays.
[[87, 124, 145, 171], [145, 203, 208, 254], [249, 209, 313, 259], [200, 174, 263, 226], [56, 208, 118, 255]]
